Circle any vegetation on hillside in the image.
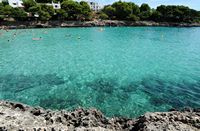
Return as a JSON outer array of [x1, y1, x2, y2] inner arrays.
[[101, 1, 200, 23], [0, 0, 92, 21], [0, 0, 200, 23]]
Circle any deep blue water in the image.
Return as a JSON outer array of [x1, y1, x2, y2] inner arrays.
[[0, 27, 200, 117]]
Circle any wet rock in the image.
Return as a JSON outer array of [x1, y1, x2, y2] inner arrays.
[[182, 107, 193, 112], [13, 103, 26, 111], [169, 108, 178, 111], [194, 108, 200, 112], [30, 108, 45, 116], [6, 102, 28, 112], [0, 127, 7, 131]]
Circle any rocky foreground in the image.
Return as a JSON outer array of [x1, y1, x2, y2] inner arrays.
[[0, 101, 200, 131]]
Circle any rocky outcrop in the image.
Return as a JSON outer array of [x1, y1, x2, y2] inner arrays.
[[0, 101, 135, 131], [134, 110, 200, 131], [1, 20, 200, 29], [0, 100, 200, 131]]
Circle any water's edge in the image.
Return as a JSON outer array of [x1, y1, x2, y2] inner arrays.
[[1, 20, 200, 29], [0, 100, 199, 130]]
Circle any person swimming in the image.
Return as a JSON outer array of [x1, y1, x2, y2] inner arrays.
[[98, 28, 104, 32], [32, 37, 42, 41], [65, 34, 72, 37]]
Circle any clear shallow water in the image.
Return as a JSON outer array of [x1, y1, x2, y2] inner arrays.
[[0, 27, 200, 118]]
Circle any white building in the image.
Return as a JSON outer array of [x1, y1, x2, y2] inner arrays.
[[52, 1, 61, 9], [7, 0, 24, 8], [46, 1, 61, 9], [87, 1, 101, 12]]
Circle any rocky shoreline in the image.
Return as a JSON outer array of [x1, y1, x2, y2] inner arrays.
[[1, 20, 200, 29], [0, 101, 199, 131]]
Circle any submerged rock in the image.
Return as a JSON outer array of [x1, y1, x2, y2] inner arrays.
[[0, 100, 199, 131]]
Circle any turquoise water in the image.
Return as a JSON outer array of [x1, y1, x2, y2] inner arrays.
[[0, 27, 200, 117]]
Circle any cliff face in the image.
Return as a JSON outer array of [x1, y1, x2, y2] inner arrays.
[[0, 101, 199, 131]]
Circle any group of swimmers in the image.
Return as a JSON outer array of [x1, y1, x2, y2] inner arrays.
[[1, 27, 106, 42], [32, 30, 48, 41], [64, 27, 105, 40], [7, 30, 25, 42], [65, 34, 81, 40]]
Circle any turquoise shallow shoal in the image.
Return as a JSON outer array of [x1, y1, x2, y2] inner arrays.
[[0, 27, 200, 118]]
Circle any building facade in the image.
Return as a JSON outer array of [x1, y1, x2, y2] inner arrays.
[[0, 0, 24, 8], [87, 1, 101, 12], [7, 0, 24, 8], [46, 1, 61, 10], [52, 1, 61, 9]]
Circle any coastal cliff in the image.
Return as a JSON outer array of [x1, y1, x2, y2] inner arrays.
[[0, 101, 199, 131], [1, 20, 200, 29]]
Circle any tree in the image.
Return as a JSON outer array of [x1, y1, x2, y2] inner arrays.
[[102, 1, 140, 20], [139, 11, 151, 20], [23, 0, 36, 12], [35, 0, 51, 3], [102, 5, 116, 19], [40, 4, 55, 16], [11, 8, 28, 21], [0, 3, 5, 21], [79, 1, 92, 20], [99, 12, 109, 20], [28, 4, 41, 19], [1, 5, 13, 17], [38, 10, 51, 20], [28, 4, 41, 13], [112, 1, 132, 20], [54, 9, 68, 20], [28, 4, 54, 21], [139, 3, 151, 20], [140, 3, 151, 12], [150, 10, 162, 21], [127, 2, 140, 15], [0, 3, 4, 8], [35, 5, 55, 21], [127, 14, 139, 21], [0, 0, 199, 23], [155, 5, 200, 22], [61, 0, 82, 20]]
